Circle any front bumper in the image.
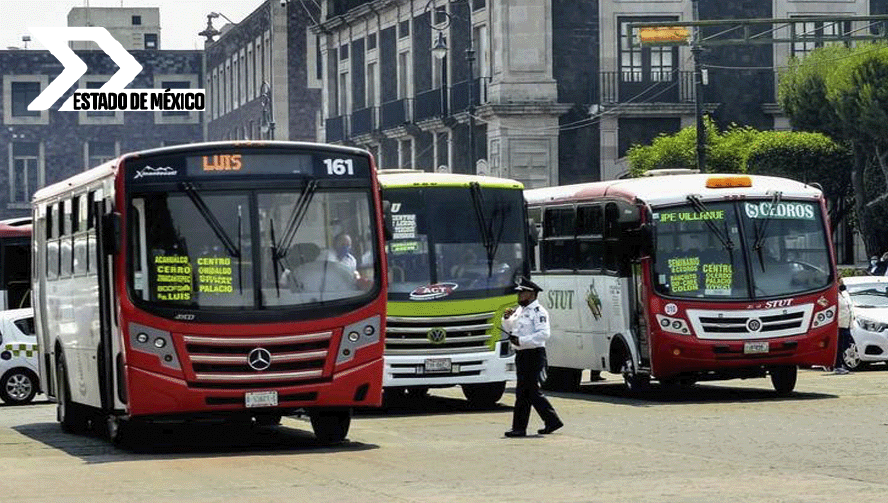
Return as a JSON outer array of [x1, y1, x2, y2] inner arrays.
[[651, 328, 835, 379], [850, 327, 888, 362], [125, 358, 383, 417], [383, 347, 515, 388]]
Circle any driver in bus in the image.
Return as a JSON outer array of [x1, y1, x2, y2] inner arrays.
[[324, 232, 359, 277]]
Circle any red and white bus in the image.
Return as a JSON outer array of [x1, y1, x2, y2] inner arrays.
[[0, 218, 31, 310], [33, 141, 387, 442], [526, 174, 837, 395]]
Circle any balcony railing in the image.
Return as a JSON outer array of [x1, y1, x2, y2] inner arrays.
[[449, 78, 484, 113], [325, 115, 347, 143], [380, 98, 410, 130], [600, 71, 695, 104], [414, 88, 445, 121], [351, 107, 376, 136]]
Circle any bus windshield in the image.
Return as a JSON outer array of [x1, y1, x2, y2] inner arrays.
[[130, 187, 378, 311], [652, 200, 830, 300], [383, 186, 526, 301]]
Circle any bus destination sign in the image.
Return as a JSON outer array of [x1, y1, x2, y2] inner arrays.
[[128, 150, 371, 183]]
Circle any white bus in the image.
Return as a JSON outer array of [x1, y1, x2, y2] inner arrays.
[[526, 174, 837, 395]]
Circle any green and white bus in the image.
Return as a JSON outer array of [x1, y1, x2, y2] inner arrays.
[[375, 171, 529, 406]]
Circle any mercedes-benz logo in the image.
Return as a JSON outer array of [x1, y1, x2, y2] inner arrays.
[[747, 318, 762, 332], [248, 347, 272, 371], [427, 327, 447, 344]]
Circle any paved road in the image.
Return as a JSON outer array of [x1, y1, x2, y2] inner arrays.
[[1, 367, 887, 502]]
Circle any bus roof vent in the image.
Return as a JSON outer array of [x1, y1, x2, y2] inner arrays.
[[639, 168, 700, 177]]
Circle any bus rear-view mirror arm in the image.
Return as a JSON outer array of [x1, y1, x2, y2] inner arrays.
[[382, 199, 394, 241], [101, 212, 121, 256]]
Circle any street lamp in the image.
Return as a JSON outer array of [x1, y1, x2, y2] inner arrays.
[[427, 0, 477, 173]]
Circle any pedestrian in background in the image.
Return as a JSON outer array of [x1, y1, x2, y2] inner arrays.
[[834, 282, 854, 375], [502, 277, 563, 437]]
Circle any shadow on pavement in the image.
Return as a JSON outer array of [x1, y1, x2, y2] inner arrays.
[[356, 392, 511, 418], [532, 377, 837, 407], [13, 419, 378, 463]]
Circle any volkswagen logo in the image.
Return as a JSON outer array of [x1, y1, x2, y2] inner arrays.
[[248, 347, 272, 371], [427, 327, 447, 344], [747, 318, 762, 332]]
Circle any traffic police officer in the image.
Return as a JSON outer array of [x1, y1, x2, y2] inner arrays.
[[502, 277, 563, 437]]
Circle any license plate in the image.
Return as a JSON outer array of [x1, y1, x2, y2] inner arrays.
[[424, 358, 452, 373], [744, 341, 769, 354], [245, 390, 278, 408]]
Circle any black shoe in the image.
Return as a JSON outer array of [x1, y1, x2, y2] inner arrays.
[[504, 430, 526, 437], [538, 421, 563, 435]]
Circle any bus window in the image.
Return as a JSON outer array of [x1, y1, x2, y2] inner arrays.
[[577, 205, 604, 272], [60, 200, 73, 278], [542, 206, 575, 271], [45, 205, 54, 239], [87, 191, 95, 230], [528, 206, 542, 272], [71, 195, 80, 234]]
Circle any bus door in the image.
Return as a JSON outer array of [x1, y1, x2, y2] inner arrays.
[[93, 191, 120, 413], [573, 204, 609, 371]]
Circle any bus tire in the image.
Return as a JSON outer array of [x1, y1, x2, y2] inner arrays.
[[462, 381, 506, 408], [309, 409, 351, 444], [770, 366, 797, 396], [56, 354, 91, 434], [0, 368, 39, 405], [541, 367, 581, 392]]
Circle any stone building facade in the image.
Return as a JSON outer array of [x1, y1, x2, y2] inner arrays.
[[0, 49, 203, 219], [314, 0, 872, 189], [204, 0, 322, 142]]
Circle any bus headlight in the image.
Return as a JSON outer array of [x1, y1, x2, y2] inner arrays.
[[337, 315, 382, 365], [655, 315, 691, 335], [136, 333, 149, 344], [811, 306, 836, 329], [129, 322, 181, 371]]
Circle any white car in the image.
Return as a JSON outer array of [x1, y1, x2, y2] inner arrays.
[[842, 276, 888, 370], [0, 309, 39, 405]]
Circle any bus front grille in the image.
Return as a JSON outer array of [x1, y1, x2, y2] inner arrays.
[[181, 332, 332, 386], [384, 312, 497, 355], [687, 305, 813, 340]]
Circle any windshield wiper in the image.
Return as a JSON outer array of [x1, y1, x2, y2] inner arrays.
[[469, 182, 506, 278], [181, 182, 241, 260], [686, 195, 734, 252], [269, 180, 318, 298], [751, 191, 782, 272]]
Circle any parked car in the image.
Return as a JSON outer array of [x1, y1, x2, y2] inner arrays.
[[0, 309, 39, 405], [842, 277, 888, 370]]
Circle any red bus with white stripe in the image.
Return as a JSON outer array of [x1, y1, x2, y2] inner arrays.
[[526, 174, 837, 395], [32, 142, 387, 442]]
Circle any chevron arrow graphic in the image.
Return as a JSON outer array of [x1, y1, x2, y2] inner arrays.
[[28, 27, 143, 112]]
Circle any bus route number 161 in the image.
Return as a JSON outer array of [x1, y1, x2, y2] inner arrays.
[[324, 158, 355, 176]]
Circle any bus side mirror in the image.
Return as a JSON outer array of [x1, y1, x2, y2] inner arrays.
[[624, 223, 654, 257], [527, 218, 539, 247], [101, 212, 121, 255], [382, 200, 394, 241]]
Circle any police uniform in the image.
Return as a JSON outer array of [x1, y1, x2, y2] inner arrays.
[[503, 278, 563, 437]]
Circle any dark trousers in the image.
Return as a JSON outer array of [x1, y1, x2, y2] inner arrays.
[[835, 327, 852, 368], [512, 347, 561, 431]]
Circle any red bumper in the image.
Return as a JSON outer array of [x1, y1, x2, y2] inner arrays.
[[651, 328, 836, 379], [125, 358, 383, 417]]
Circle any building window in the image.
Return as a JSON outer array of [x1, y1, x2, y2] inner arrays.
[[246, 45, 254, 100], [87, 141, 116, 167], [339, 71, 350, 115], [239, 48, 246, 105], [85, 81, 114, 117], [144, 33, 158, 49], [399, 20, 410, 39], [340, 44, 349, 60], [398, 51, 411, 99], [221, 65, 228, 115], [161, 80, 190, 117], [257, 36, 265, 91], [399, 139, 413, 169], [11, 81, 40, 118], [366, 61, 378, 108], [435, 6, 448, 26], [619, 17, 678, 83], [10, 142, 40, 205], [132, 15, 142, 25], [473, 0, 486, 10], [212, 70, 219, 119], [792, 19, 852, 58], [367, 32, 377, 51], [233, 53, 240, 109]]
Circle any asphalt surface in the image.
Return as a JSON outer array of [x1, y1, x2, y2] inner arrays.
[[1, 367, 887, 502]]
